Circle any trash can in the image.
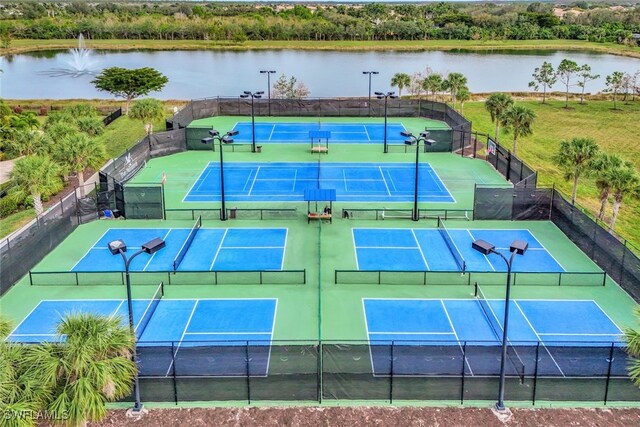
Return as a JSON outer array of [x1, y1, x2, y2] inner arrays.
[[230, 207, 237, 219], [256, 145, 262, 153]]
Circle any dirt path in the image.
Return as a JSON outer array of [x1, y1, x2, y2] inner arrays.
[[91, 406, 640, 427]]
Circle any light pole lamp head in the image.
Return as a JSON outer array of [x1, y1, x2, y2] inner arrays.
[[108, 239, 126, 255], [201, 137, 213, 145], [374, 91, 384, 96], [141, 238, 165, 255], [400, 131, 413, 138], [226, 130, 240, 137], [221, 136, 234, 144], [472, 239, 495, 255], [256, 91, 264, 95], [510, 240, 528, 255], [404, 139, 416, 145], [243, 91, 252, 95], [419, 131, 430, 138], [240, 94, 249, 99], [388, 91, 396, 96], [208, 129, 220, 137], [424, 139, 436, 146]]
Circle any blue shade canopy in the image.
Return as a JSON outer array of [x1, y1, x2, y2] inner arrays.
[[304, 189, 336, 201]]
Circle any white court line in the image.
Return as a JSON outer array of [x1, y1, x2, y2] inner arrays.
[[363, 125, 371, 141], [182, 164, 213, 203], [466, 230, 495, 271], [440, 300, 474, 376], [221, 246, 286, 249], [194, 167, 214, 193], [411, 229, 430, 271], [165, 300, 199, 377], [143, 229, 172, 271], [70, 228, 111, 271], [352, 229, 360, 270], [7, 301, 46, 337], [280, 228, 289, 271], [265, 299, 279, 377], [370, 331, 455, 335], [185, 331, 272, 335], [268, 124, 276, 141], [342, 170, 348, 192], [241, 168, 256, 193], [362, 299, 378, 377], [591, 300, 624, 333], [379, 166, 392, 196], [109, 300, 126, 322], [291, 169, 298, 192], [209, 229, 229, 271], [537, 333, 622, 337], [426, 165, 456, 201], [248, 166, 261, 196], [385, 170, 398, 192], [513, 300, 565, 377]]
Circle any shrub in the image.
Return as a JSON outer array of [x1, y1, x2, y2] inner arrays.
[[76, 116, 104, 136]]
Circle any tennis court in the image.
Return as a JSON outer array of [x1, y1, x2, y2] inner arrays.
[[231, 122, 408, 144], [352, 226, 565, 272], [72, 225, 287, 272], [8, 295, 277, 377], [183, 162, 454, 203], [363, 297, 624, 377]]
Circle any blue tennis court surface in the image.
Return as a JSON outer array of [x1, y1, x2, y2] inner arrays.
[[231, 122, 408, 144], [9, 298, 277, 377], [364, 298, 624, 377], [72, 227, 287, 272], [353, 228, 564, 272], [184, 162, 454, 203]]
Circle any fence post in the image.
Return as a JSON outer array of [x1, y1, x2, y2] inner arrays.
[[460, 341, 466, 404], [245, 341, 251, 404], [171, 341, 178, 405], [317, 341, 322, 403], [619, 241, 628, 284], [604, 343, 615, 405], [389, 341, 394, 404], [532, 342, 540, 405]]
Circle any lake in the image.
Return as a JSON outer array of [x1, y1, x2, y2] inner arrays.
[[1, 49, 639, 99]]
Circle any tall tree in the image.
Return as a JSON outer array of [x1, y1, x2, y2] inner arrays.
[[53, 133, 106, 196], [390, 72, 411, 97], [528, 61, 557, 104], [577, 64, 600, 105], [92, 67, 168, 114], [422, 73, 443, 101], [553, 137, 600, 204], [557, 59, 580, 108], [28, 313, 137, 427], [272, 74, 310, 98], [500, 105, 536, 156], [129, 98, 165, 135], [609, 162, 640, 232], [606, 71, 625, 109], [442, 72, 468, 105], [484, 93, 514, 142], [591, 153, 624, 221], [10, 155, 62, 215], [457, 86, 471, 114]]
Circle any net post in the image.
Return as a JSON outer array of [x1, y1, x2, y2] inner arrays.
[[602, 272, 607, 287], [75, 272, 79, 287], [29, 271, 33, 286], [303, 269, 306, 285], [604, 342, 615, 405], [558, 272, 562, 286], [513, 272, 517, 287]]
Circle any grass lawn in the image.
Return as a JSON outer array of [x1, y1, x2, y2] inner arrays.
[[463, 99, 640, 248], [3, 39, 640, 59], [0, 208, 35, 239]]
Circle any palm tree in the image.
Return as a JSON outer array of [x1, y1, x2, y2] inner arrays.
[[500, 105, 536, 156], [28, 313, 137, 427], [592, 153, 624, 221], [609, 162, 640, 232], [484, 93, 514, 142], [457, 86, 471, 114], [10, 155, 63, 215], [422, 73, 443, 101], [390, 73, 411, 97], [53, 133, 106, 196], [624, 307, 640, 388], [443, 72, 468, 105], [553, 137, 600, 205], [129, 98, 165, 135]]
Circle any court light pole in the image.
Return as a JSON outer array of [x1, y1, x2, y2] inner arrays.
[[471, 239, 528, 412], [362, 71, 379, 116], [260, 70, 276, 116], [401, 131, 436, 221], [240, 91, 264, 153], [108, 237, 166, 414], [375, 91, 398, 153], [201, 129, 239, 221]]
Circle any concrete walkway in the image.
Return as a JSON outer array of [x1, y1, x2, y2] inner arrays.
[[0, 157, 20, 185]]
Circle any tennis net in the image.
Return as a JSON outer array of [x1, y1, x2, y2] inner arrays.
[[437, 217, 466, 272], [475, 284, 526, 381], [173, 216, 202, 271], [135, 281, 164, 339]]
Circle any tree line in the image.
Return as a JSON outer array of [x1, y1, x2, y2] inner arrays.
[[1, 2, 639, 43]]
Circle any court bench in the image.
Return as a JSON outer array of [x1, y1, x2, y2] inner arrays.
[[307, 212, 332, 223], [311, 146, 329, 154]]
